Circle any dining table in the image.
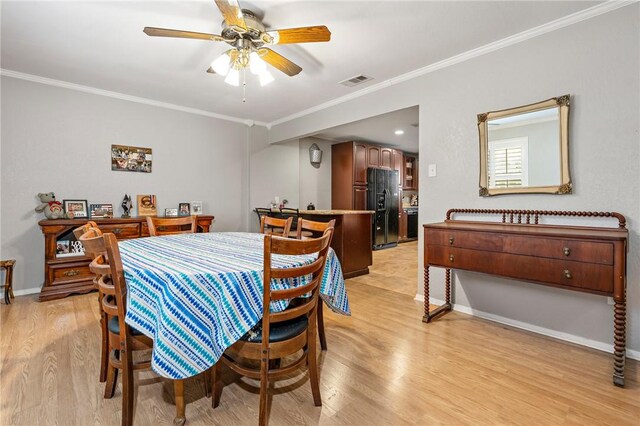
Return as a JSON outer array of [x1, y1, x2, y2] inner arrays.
[[118, 231, 350, 425]]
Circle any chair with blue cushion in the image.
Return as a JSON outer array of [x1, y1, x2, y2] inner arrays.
[[211, 227, 334, 426]]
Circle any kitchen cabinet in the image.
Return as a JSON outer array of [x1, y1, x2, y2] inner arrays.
[[403, 154, 418, 190], [393, 149, 404, 184], [367, 146, 381, 168], [399, 209, 408, 241], [380, 148, 393, 169], [353, 186, 368, 210], [354, 142, 368, 186]]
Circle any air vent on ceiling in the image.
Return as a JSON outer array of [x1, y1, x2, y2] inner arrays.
[[339, 74, 373, 87]]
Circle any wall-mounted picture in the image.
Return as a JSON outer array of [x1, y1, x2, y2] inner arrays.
[[111, 144, 152, 173], [165, 208, 178, 217], [178, 203, 191, 216], [90, 204, 114, 218], [191, 201, 203, 215], [137, 195, 157, 216], [63, 199, 89, 218]]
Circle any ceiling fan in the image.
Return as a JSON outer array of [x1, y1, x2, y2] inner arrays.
[[143, 0, 331, 89]]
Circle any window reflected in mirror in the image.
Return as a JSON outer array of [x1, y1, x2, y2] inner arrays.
[[478, 95, 571, 196]]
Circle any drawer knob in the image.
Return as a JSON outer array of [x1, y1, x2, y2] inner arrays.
[[563, 247, 571, 256], [449, 254, 454, 262], [112, 228, 122, 234], [63, 269, 80, 277], [448, 237, 454, 245], [564, 269, 572, 279]]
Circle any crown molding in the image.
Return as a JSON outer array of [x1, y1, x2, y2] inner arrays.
[[0, 69, 268, 127], [269, 1, 635, 128]]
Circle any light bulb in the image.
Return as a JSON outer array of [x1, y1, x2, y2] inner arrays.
[[211, 54, 231, 76], [224, 68, 240, 86], [249, 52, 267, 75], [259, 69, 274, 86]]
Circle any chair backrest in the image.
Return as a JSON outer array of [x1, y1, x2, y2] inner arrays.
[[146, 215, 196, 236], [259, 216, 293, 237], [73, 221, 103, 258], [79, 230, 130, 343], [261, 227, 334, 345], [296, 218, 336, 240]]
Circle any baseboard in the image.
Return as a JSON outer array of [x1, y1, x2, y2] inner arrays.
[[10, 287, 41, 297], [414, 293, 640, 361]]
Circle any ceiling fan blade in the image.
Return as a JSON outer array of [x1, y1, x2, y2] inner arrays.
[[214, 0, 247, 31], [143, 27, 223, 41], [258, 48, 302, 76], [265, 26, 331, 44]]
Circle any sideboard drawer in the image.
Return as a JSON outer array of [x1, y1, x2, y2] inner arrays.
[[426, 246, 614, 294], [503, 236, 613, 265], [425, 229, 504, 251], [98, 223, 140, 239], [50, 262, 93, 284]]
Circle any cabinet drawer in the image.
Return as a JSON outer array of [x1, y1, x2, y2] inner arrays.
[[503, 236, 613, 265], [141, 223, 192, 237], [425, 229, 504, 252], [426, 246, 614, 294], [97, 223, 140, 239], [50, 262, 93, 284]]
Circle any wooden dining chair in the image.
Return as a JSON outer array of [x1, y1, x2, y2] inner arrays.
[[73, 222, 110, 383], [259, 215, 293, 238], [146, 215, 196, 236], [80, 229, 155, 426], [294, 219, 336, 351], [211, 228, 334, 426]]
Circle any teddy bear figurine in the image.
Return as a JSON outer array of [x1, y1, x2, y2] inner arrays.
[[35, 192, 73, 219]]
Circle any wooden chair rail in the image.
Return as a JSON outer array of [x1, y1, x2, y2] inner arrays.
[[446, 208, 626, 229]]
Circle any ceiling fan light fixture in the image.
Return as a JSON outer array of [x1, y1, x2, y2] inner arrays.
[[259, 69, 274, 86], [249, 51, 267, 75], [265, 31, 279, 44], [211, 54, 231, 76], [224, 68, 240, 86]]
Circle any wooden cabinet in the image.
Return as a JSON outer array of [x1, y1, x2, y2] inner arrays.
[[393, 149, 404, 184], [380, 148, 393, 169], [422, 209, 629, 386], [399, 209, 408, 241], [354, 142, 368, 186], [367, 146, 381, 168], [403, 154, 418, 190], [38, 216, 214, 301], [353, 186, 368, 210]]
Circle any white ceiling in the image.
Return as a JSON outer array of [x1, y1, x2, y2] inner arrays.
[[1, 1, 602, 124], [314, 106, 419, 152]]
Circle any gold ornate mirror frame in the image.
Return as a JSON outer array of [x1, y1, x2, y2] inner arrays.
[[478, 95, 571, 196]]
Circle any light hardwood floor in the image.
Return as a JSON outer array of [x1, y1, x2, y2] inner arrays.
[[1, 241, 638, 425]]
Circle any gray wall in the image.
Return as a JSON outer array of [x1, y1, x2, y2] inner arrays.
[[1, 76, 255, 293], [268, 6, 640, 353]]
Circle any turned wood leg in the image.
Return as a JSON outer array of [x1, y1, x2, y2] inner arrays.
[[317, 301, 328, 351], [173, 379, 186, 426], [445, 268, 451, 305], [613, 298, 626, 387], [422, 266, 431, 322]]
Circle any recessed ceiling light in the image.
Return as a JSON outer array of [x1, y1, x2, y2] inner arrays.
[[394, 130, 404, 135]]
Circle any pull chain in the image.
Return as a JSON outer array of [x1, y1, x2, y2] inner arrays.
[[242, 67, 246, 103]]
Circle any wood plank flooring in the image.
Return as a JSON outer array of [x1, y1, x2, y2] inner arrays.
[[1, 241, 638, 425]]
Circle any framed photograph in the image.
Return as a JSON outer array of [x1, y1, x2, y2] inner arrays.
[[111, 144, 152, 173], [137, 195, 157, 216], [90, 203, 114, 218], [191, 201, 203, 215], [63, 199, 89, 219], [178, 203, 191, 216], [56, 240, 70, 255], [165, 208, 178, 217]]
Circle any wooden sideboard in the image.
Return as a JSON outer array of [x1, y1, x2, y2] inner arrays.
[[423, 209, 629, 387], [38, 216, 214, 301]]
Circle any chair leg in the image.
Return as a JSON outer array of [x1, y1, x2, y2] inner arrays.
[[203, 368, 211, 398], [258, 355, 270, 426], [307, 327, 322, 407], [8, 266, 14, 299], [121, 348, 135, 426], [173, 379, 186, 426], [99, 312, 109, 383], [104, 350, 119, 399], [317, 300, 328, 351], [211, 362, 221, 408]]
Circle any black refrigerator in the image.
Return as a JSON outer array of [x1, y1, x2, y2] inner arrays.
[[367, 167, 399, 250]]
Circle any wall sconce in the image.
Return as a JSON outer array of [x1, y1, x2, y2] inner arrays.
[[309, 143, 323, 168]]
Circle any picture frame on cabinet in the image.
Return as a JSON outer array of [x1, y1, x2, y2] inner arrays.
[[191, 201, 203, 215], [178, 203, 190, 216], [165, 208, 178, 217], [63, 199, 89, 219], [90, 203, 114, 218]]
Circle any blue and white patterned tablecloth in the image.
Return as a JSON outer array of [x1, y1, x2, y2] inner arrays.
[[119, 232, 350, 379]]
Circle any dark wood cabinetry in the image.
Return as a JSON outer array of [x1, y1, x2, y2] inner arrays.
[[403, 154, 418, 190], [38, 216, 214, 301], [380, 147, 393, 169], [423, 209, 629, 387], [354, 142, 368, 186], [399, 209, 408, 240]]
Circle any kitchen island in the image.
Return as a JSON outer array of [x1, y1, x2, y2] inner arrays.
[[299, 210, 374, 278]]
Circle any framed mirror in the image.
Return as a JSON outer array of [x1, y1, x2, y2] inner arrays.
[[478, 95, 571, 196]]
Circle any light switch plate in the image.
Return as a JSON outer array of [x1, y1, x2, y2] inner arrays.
[[428, 163, 437, 177]]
